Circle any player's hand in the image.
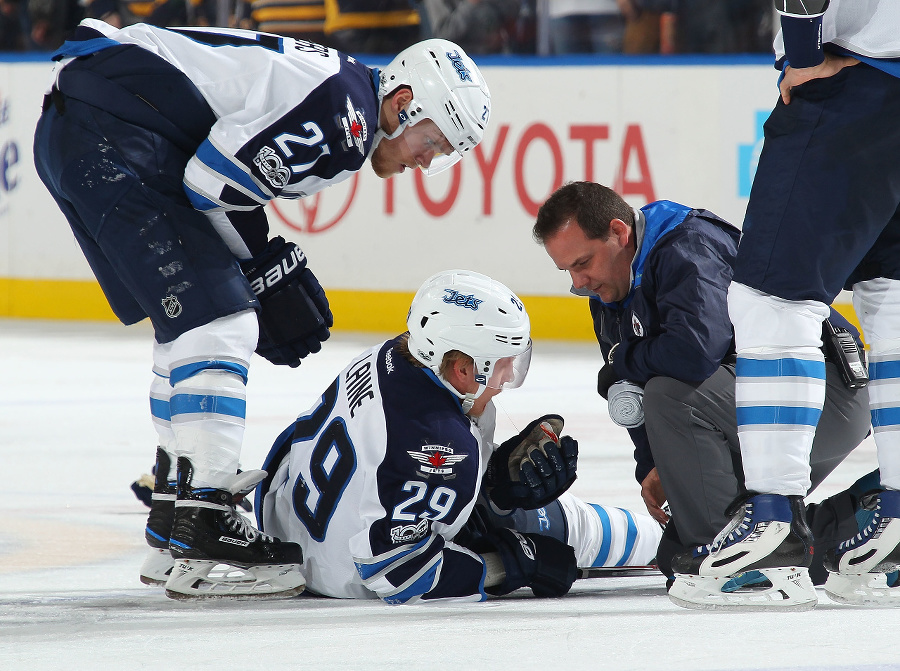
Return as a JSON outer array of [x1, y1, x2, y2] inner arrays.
[[640, 467, 669, 525], [484, 528, 577, 598], [780, 53, 860, 104], [484, 415, 577, 511]]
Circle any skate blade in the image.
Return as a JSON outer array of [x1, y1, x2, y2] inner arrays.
[[139, 547, 175, 587], [669, 567, 817, 612], [823, 571, 900, 606], [164, 559, 306, 600]]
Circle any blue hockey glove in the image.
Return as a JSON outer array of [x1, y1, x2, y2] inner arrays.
[[486, 527, 577, 598], [484, 415, 578, 511], [241, 237, 333, 368]]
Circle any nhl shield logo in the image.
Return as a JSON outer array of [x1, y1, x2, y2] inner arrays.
[[631, 312, 644, 337], [162, 295, 182, 318]]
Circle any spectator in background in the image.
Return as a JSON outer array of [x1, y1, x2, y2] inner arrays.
[[675, 0, 772, 54], [0, 0, 26, 50], [80, 0, 188, 29], [324, 0, 421, 54], [420, 0, 520, 54], [27, 0, 80, 49], [247, 0, 332, 45], [547, 0, 628, 54]]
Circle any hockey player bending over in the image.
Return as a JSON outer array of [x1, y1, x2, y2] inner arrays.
[[33, 18, 493, 598], [256, 270, 661, 603]]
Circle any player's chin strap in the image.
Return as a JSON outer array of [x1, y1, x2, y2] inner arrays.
[[371, 96, 411, 151], [436, 374, 486, 414]]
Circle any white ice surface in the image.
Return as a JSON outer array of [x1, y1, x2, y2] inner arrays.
[[1, 319, 898, 671]]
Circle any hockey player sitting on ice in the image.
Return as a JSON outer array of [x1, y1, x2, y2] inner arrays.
[[533, 181, 873, 611], [34, 18, 494, 599], [254, 270, 661, 603]]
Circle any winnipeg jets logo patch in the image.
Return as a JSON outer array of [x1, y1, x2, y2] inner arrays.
[[338, 96, 367, 156], [632, 312, 645, 337], [443, 289, 482, 310], [407, 445, 467, 479]]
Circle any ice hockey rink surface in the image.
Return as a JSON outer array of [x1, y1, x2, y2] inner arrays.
[[3, 318, 900, 671]]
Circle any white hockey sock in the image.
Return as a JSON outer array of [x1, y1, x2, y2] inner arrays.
[[149, 365, 176, 481], [556, 493, 660, 567], [854, 279, 900, 490], [153, 310, 257, 489], [728, 283, 830, 495]]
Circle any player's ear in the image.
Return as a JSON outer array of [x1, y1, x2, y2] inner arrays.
[[390, 86, 413, 114], [447, 356, 474, 392]]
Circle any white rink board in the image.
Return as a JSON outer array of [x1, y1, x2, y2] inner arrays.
[[0, 57, 778, 295]]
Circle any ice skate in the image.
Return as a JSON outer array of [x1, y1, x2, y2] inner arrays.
[[823, 489, 900, 606], [668, 493, 817, 611], [139, 448, 177, 586], [165, 457, 305, 600]]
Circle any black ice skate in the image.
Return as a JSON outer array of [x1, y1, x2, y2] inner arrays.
[[139, 448, 177, 586], [823, 489, 900, 606], [165, 457, 305, 600], [668, 493, 817, 611]]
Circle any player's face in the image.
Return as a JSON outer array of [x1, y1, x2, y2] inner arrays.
[[370, 119, 455, 178], [543, 219, 634, 303]]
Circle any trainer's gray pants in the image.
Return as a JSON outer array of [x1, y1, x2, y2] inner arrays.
[[644, 362, 870, 558]]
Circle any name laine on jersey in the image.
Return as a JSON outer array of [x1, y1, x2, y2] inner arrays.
[[346, 353, 374, 417], [390, 518, 430, 544], [407, 445, 468, 479], [338, 96, 368, 156]]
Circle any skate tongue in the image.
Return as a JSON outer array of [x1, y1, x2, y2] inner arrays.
[[228, 469, 267, 496]]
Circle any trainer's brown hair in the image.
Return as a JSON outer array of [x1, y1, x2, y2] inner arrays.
[[533, 181, 634, 243]]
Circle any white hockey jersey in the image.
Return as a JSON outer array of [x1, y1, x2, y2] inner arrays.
[[54, 19, 380, 258], [259, 338, 491, 604]]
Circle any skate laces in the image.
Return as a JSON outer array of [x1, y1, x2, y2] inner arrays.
[[840, 495, 882, 551], [707, 502, 754, 556], [222, 507, 275, 544]]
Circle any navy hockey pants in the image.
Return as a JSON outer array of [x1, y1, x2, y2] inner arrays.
[[33, 46, 258, 343], [734, 62, 900, 302]]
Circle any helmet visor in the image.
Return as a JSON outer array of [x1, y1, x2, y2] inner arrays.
[[484, 341, 532, 390], [398, 117, 462, 176]]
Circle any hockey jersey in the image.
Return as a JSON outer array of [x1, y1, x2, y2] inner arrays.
[[258, 337, 492, 603], [51, 19, 381, 258]]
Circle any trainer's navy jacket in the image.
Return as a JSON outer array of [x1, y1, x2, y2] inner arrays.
[[587, 201, 740, 483]]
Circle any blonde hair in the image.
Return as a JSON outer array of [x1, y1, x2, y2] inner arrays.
[[396, 333, 473, 378]]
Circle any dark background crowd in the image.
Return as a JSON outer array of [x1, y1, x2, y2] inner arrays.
[[1, 0, 776, 57]]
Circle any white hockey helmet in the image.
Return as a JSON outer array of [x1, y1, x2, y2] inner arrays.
[[407, 270, 531, 411], [378, 39, 491, 176]]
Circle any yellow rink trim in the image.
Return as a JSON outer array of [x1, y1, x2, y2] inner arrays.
[[0, 277, 862, 342]]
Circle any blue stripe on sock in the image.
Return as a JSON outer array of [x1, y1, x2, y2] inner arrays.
[[615, 508, 638, 567], [170, 360, 249, 386], [170, 393, 246, 419], [150, 397, 171, 422], [736, 357, 825, 379], [870, 360, 900, 380], [589, 504, 612, 567], [736, 405, 822, 426], [873, 407, 900, 428]]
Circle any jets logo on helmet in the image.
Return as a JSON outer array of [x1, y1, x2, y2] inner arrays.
[[446, 50, 472, 82], [443, 289, 482, 310]]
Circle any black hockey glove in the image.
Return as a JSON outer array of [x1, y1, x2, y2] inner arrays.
[[486, 527, 577, 598], [240, 237, 333, 368], [483, 415, 578, 511]]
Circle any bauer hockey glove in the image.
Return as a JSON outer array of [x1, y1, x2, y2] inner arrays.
[[241, 237, 334, 367], [485, 527, 577, 598], [483, 414, 578, 511]]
